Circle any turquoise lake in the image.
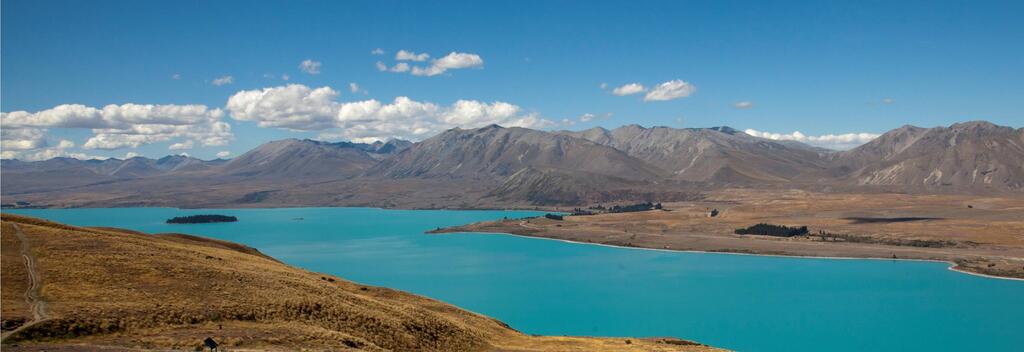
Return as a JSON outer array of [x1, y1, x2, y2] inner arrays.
[[6, 207, 1023, 351]]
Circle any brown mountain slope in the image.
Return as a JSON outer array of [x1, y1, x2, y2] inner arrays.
[[216, 139, 383, 179], [562, 125, 830, 183], [0, 214, 719, 351], [367, 125, 666, 181], [831, 121, 1024, 190]]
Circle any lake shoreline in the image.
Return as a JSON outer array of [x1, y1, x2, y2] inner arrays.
[[431, 220, 1024, 281]]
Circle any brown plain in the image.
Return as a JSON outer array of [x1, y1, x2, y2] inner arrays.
[[0, 214, 721, 352], [436, 189, 1024, 279]]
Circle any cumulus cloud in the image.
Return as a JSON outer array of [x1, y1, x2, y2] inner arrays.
[[644, 80, 696, 101], [0, 134, 97, 161], [612, 83, 646, 96], [216, 151, 231, 158], [371, 48, 385, 55], [0, 127, 48, 152], [168, 140, 194, 150], [212, 75, 234, 86], [734, 101, 754, 109], [299, 59, 322, 74], [225, 84, 552, 142], [390, 62, 410, 73], [1, 103, 231, 158], [599, 82, 608, 90], [379, 51, 484, 77], [412, 52, 484, 76], [123, 152, 141, 159], [744, 128, 880, 150], [395, 50, 429, 62]]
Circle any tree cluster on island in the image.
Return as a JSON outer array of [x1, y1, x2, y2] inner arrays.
[[166, 214, 238, 224], [734, 223, 809, 237]]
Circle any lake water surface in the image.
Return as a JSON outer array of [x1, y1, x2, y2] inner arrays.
[[7, 207, 1023, 351]]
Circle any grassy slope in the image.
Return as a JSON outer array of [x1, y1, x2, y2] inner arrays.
[[0, 214, 719, 351]]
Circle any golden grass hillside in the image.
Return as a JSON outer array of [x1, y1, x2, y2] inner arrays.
[[0, 213, 721, 351]]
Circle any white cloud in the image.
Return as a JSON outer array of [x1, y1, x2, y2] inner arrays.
[[172, 74, 181, 80], [379, 51, 484, 77], [299, 59, 322, 75], [882, 97, 895, 104], [0, 135, 98, 161], [612, 83, 646, 96], [411, 52, 484, 76], [644, 80, 696, 101], [168, 140, 194, 150], [0, 127, 48, 151], [599, 82, 608, 90], [123, 152, 141, 159], [734, 101, 754, 109], [349, 82, 367, 94], [281, 74, 290, 81], [371, 48, 385, 55], [225, 84, 552, 142], [1, 103, 231, 154], [577, 112, 611, 123], [212, 75, 234, 86], [216, 151, 231, 158], [390, 62, 410, 73], [744, 128, 881, 150], [561, 118, 575, 126], [395, 50, 429, 62]]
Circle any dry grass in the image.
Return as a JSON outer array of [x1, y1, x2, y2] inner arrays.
[[1, 222, 31, 332], [0, 213, 721, 351], [441, 189, 1024, 278]]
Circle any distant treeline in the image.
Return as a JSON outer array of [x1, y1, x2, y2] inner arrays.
[[544, 213, 564, 220], [735, 223, 808, 237], [587, 202, 663, 214], [166, 214, 238, 224]]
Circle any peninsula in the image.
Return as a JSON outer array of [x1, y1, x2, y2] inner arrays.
[[431, 189, 1024, 280]]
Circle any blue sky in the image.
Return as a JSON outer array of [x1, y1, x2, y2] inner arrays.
[[2, 0, 1022, 160]]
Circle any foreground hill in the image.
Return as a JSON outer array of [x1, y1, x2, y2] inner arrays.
[[0, 214, 718, 351]]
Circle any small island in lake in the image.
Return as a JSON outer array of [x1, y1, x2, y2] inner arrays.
[[166, 214, 238, 224]]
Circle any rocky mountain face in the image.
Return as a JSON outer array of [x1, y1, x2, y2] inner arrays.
[[367, 125, 665, 181], [831, 121, 1024, 190], [562, 125, 831, 183], [217, 139, 407, 179], [1, 121, 1021, 208], [0, 156, 225, 194]]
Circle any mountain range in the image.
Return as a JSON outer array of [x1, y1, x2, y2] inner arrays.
[[2, 121, 1021, 208]]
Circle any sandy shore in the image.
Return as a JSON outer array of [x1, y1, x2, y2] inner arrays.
[[431, 189, 1024, 280]]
